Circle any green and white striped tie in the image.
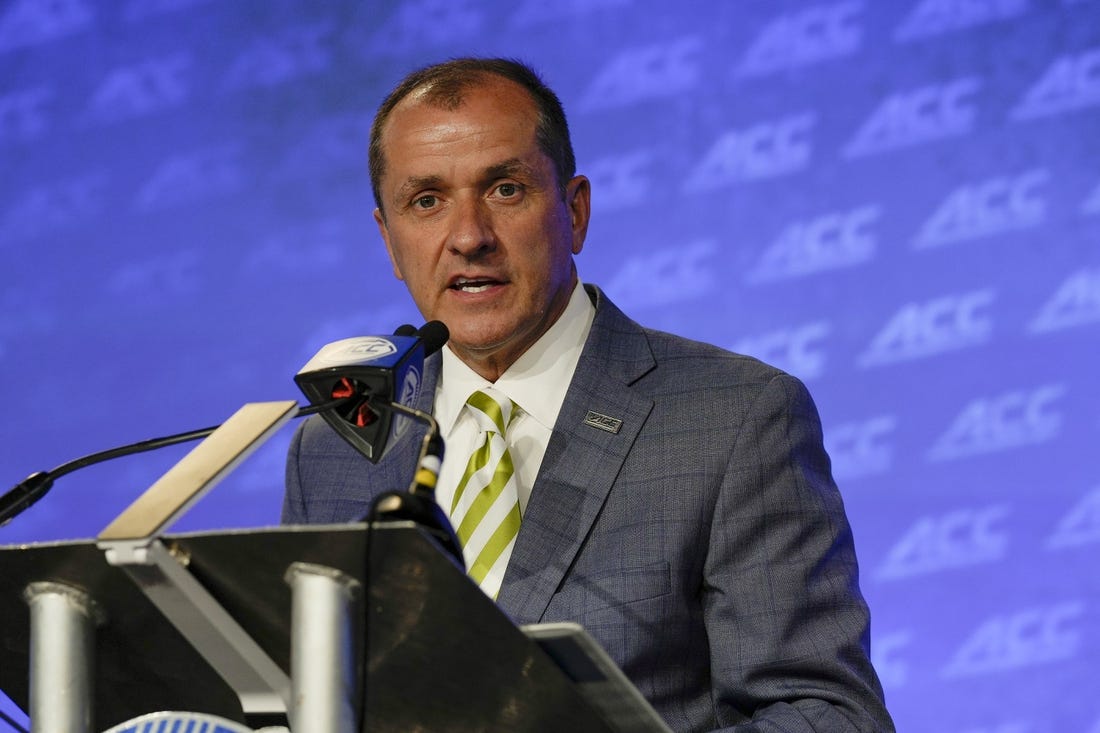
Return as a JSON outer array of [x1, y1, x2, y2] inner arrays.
[[451, 387, 522, 599]]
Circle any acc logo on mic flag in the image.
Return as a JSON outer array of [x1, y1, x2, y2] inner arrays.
[[302, 337, 398, 370]]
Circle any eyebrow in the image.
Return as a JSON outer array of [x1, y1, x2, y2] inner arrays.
[[483, 158, 537, 182], [393, 175, 444, 205], [392, 158, 539, 205]]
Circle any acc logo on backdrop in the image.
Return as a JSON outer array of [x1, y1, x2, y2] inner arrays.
[[913, 170, 1048, 249], [509, 0, 632, 28], [134, 145, 244, 211], [928, 384, 1065, 461], [605, 240, 717, 310], [859, 289, 994, 367], [246, 218, 348, 273], [276, 113, 372, 181], [893, 0, 1029, 41], [585, 150, 654, 211], [736, 1, 863, 76], [0, 173, 107, 241], [368, 0, 485, 54], [223, 24, 333, 90], [0, 0, 93, 52], [686, 113, 814, 190], [1047, 486, 1100, 550], [877, 505, 1009, 579], [1028, 267, 1100, 333], [844, 77, 980, 157], [942, 602, 1085, 677], [871, 630, 912, 689], [581, 36, 702, 109], [732, 321, 830, 381], [825, 415, 896, 480], [1011, 46, 1100, 120], [748, 204, 878, 282], [107, 250, 201, 296], [82, 54, 191, 125]]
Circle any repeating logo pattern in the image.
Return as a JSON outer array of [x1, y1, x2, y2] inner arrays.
[[1, 1, 1097, 730]]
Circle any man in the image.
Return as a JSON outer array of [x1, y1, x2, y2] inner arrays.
[[284, 58, 894, 732]]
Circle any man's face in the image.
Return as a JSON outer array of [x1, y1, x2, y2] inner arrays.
[[373, 76, 590, 381]]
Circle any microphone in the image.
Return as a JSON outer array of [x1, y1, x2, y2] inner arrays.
[[296, 322, 462, 566], [294, 322, 448, 463]]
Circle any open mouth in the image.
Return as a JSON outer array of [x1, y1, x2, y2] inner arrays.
[[451, 277, 501, 293]]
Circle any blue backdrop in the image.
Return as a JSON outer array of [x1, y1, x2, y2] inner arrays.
[[2, 1, 1098, 730]]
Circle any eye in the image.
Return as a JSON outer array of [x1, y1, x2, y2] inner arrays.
[[413, 194, 438, 209], [495, 182, 520, 198]]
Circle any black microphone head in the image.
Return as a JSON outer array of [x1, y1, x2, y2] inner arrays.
[[295, 329, 427, 463], [393, 323, 418, 337], [418, 321, 449, 356]]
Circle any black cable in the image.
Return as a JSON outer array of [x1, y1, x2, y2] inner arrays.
[[48, 424, 219, 481], [2, 321, 442, 527], [294, 396, 347, 417], [44, 397, 345, 482], [0, 398, 349, 527], [0, 424, 221, 527]]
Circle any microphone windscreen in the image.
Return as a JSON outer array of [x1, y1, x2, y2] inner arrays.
[[393, 323, 418, 337], [418, 321, 449, 356]]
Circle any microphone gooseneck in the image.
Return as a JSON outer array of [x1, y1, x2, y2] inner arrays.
[[0, 424, 219, 527], [357, 320, 462, 567]]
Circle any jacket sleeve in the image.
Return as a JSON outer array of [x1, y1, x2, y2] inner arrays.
[[704, 373, 894, 732], [281, 420, 309, 524]]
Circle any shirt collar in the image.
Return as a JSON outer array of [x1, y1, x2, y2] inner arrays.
[[436, 281, 596, 434]]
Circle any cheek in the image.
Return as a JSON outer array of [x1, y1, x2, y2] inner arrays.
[[387, 233, 434, 284], [388, 253, 405, 280], [523, 214, 574, 269]]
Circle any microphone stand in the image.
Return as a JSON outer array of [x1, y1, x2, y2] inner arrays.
[[362, 400, 462, 568]]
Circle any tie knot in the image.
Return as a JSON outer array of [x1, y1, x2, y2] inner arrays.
[[466, 387, 518, 436]]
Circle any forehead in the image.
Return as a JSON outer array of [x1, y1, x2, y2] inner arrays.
[[377, 77, 542, 175]]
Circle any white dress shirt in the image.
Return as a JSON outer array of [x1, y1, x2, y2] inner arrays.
[[433, 282, 596, 517]]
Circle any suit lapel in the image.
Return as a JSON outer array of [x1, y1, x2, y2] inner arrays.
[[497, 288, 656, 623], [415, 350, 441, 412]]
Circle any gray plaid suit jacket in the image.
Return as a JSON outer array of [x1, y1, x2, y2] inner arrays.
[[283, 285, 893, 732]]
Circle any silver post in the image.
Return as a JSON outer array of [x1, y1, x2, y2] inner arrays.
[[285, 562, 361, 733], [23, 582, 102, 733]]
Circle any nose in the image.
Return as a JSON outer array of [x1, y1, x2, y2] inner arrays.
[[448, 196, 496, 258]]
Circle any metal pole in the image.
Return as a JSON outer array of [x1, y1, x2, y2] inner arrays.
[[285, 562, 361, 733], [23, 582, 102, 733]]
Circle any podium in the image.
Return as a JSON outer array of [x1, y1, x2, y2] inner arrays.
[[0, 402, 667, 732]]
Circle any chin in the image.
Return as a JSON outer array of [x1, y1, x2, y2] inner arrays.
[[450, 327, 518, 357]]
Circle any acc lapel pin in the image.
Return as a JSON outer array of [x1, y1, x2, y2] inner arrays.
[[583, 411, 623, 434]]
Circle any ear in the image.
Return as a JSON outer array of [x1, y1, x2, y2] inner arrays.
[[566, 175, 591, 255], [374, 208, 405, 281]]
